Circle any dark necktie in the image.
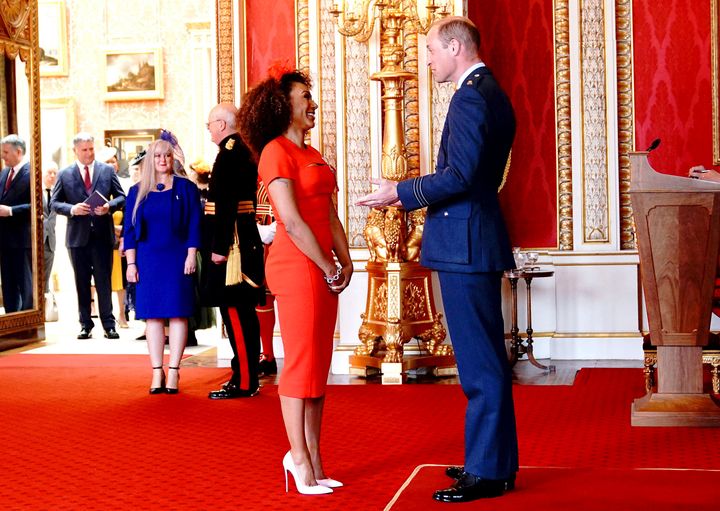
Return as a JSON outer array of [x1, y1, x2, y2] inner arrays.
[[4, 167, 15, 192], [83, 165, 92, 192], [46, 188, 52, 206]]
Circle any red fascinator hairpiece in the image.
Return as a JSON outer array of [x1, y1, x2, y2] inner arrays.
[[266, 61, 294, 81]]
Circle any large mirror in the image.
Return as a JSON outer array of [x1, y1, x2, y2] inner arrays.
[[0, 1, 45, 345]]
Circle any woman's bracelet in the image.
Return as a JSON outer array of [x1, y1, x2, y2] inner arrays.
[[323, 265, 342, 284], [127, 262, 136, 266]]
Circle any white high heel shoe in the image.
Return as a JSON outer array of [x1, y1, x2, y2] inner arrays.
[[316, 478, 344, 488], [283, 452, 333, 495]]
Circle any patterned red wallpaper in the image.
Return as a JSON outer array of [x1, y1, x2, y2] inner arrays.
[[633, 0, 716, 175], [470, 1, 559, 249], [244, 0, 296, 89]]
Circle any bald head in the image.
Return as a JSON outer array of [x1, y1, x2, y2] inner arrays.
[[207, 102, 239, 145]]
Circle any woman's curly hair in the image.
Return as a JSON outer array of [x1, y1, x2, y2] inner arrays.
[[238, 69, 312, 159]]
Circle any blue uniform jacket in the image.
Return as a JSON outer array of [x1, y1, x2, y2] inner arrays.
[[123, 176, 201, 251], [397, 67, 515, 273]]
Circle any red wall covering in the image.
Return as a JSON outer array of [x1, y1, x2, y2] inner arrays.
[[244, 0, 296, 89], [242, 2, 558, 248], [633, 0, 716, 174], [470, 1, 558, 249]]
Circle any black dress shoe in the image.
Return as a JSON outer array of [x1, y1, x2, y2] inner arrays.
[[445, 466, 515, 491], [104, 329, 120, 339], [77, 328, 92, 339], [445, 466, 464, 480], [208, 382, 259, 399], [258, 357, 277, 376], [433, 473, 506, 503]]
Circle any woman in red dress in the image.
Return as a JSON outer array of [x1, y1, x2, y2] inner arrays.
[[240, 69, 352, 495]]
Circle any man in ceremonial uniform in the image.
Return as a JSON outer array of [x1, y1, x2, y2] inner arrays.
[[201, 103, 265, 399], [358, 16, 518, 503]]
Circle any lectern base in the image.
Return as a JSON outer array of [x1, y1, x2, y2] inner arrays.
[[631, 392, 720, 427]]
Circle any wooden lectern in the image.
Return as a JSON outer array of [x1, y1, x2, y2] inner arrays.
[[630, 152, 720, 426]]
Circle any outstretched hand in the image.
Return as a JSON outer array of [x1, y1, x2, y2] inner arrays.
[[355, 178, 402, 208]]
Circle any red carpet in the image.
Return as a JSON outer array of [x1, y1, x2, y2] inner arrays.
[[0, 356, 718, 510], [387, 465, 718, 510]]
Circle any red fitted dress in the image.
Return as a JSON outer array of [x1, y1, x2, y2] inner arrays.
[[258, 136, 338, 398]]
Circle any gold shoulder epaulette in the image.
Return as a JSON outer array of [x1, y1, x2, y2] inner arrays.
[[225, 138, 235, 150]]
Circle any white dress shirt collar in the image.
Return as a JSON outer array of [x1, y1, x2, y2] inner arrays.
[[76, 160, 95, 179], [457, 61, 486, 89]]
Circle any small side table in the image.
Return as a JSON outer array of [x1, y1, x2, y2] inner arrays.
[[503, 268, 555, 371]]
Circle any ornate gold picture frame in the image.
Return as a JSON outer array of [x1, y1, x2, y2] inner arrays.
[[104, 129, 160, 175], [103, 48, 164, 102], [38, 0, 68, 76]]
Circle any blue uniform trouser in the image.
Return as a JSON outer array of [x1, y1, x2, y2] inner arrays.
[[438, 271, 518, 479]]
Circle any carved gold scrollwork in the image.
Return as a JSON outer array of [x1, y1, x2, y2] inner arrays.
[[373, 282, 388, 320], [0, 0, 31, 41], [365, 206, 426, 263], [555, 0, 573, 250], [417, 313, 450, 356], [402, 282, 425, 321], [382, 317, 405, 363], [355, 314, 381, 356], [296, 0, 310, 73], [615, 0, 635, 249], [403, 209, 424, 262], [215, 0, 234, 102]]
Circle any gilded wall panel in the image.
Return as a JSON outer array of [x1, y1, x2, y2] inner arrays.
[[319, 0, 337, 170], [615, 0, 634, 249], [580, 0, 609, 243], [345, 37, 372, 247]]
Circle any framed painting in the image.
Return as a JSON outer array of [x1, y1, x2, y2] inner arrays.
[[38, 0, 69, 77], [40, 98, 76, 168], [104, 48, 164, 101], [104, 129, 161, 176]]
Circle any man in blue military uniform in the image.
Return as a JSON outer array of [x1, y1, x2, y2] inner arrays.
[[358, 16, 518, 503]]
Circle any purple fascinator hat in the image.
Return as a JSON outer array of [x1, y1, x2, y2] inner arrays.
[[160, 129, 186, 170]]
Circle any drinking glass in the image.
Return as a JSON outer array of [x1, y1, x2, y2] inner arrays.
[[525, 251, 539, 267]]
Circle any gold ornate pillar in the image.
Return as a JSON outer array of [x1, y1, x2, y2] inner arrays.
[[330, 0, 455, 382]]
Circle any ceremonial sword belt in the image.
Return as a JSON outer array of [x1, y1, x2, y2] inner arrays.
[[203, 200, 255, 215]]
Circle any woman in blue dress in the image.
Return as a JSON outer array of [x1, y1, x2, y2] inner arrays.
[[124, 139, 202, 394]]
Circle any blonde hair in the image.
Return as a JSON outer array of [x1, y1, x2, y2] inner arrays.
[[132, 139, 178, 224], [434, 16, 481, 57]]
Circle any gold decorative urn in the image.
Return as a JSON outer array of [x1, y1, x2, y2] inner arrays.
[[330, 0, 456, 383]]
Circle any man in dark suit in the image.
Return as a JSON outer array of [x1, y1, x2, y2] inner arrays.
[[51, 132, 126, 339], [201, 103, 265, 399], [358, 16, 518, 503], [0, 135, 33, 312], [42, 161, 58, 293]]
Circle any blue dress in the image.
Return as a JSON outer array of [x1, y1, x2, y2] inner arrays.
[[124, 178, 202, 319]]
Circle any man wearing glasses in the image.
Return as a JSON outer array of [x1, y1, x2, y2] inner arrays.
[[200, 103, 265, 399]]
